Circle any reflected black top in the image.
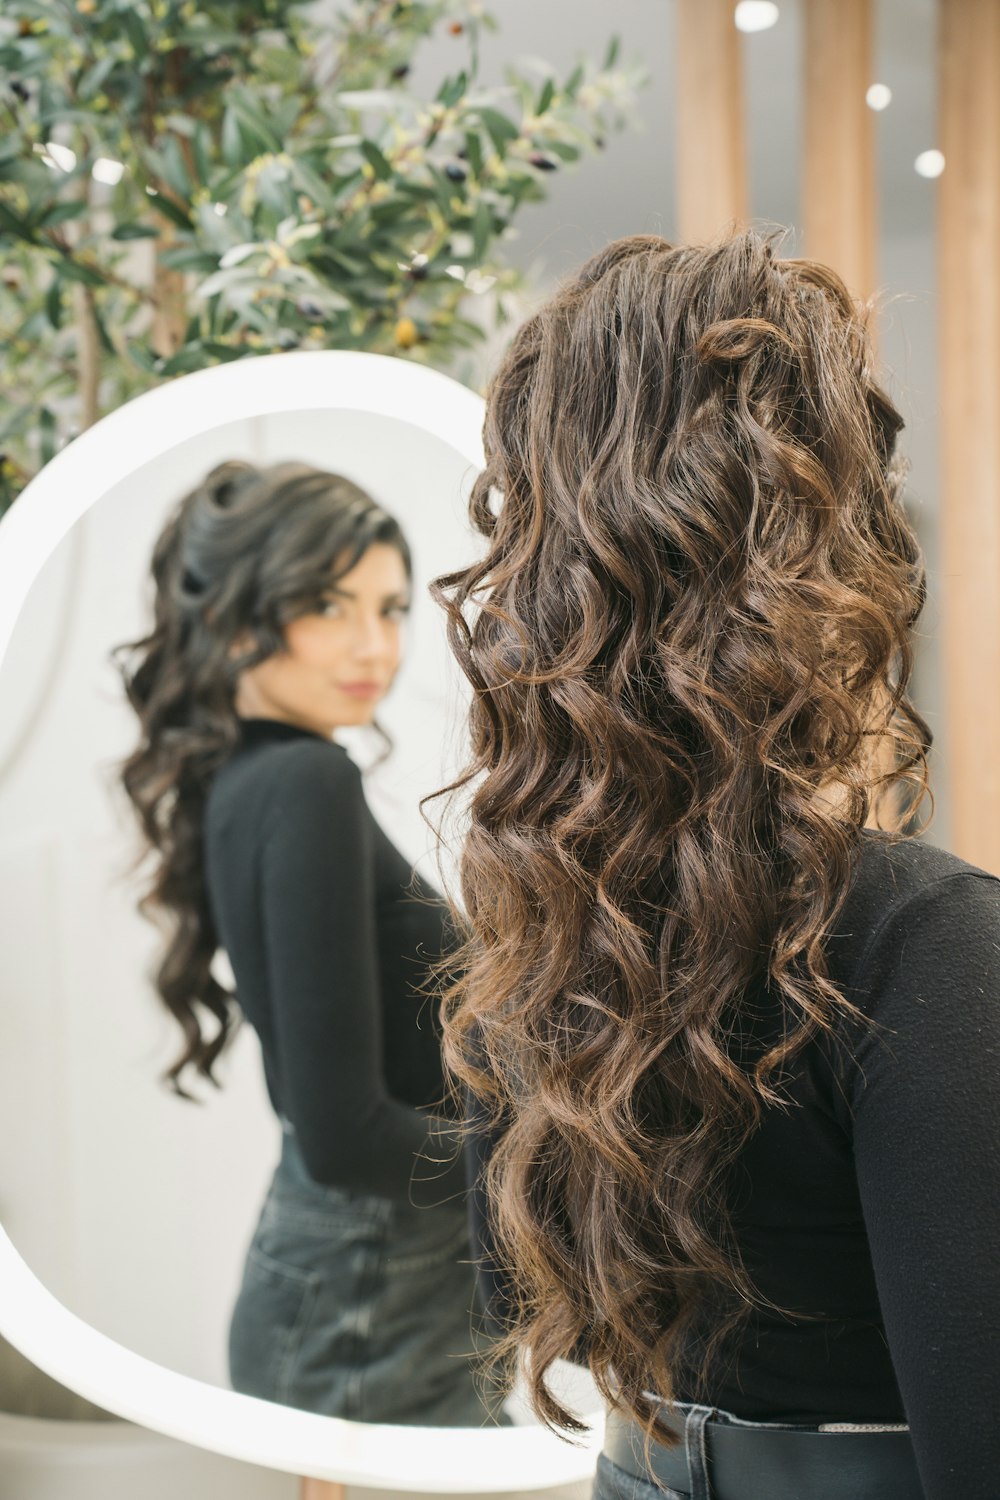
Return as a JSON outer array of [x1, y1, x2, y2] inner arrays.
[[469, 831, 1000, 1500], [204, 717, 464, 1202]]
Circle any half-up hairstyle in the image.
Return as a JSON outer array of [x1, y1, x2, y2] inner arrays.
[[425, 230, 930, 1440], [115, 459, 411, 1094]]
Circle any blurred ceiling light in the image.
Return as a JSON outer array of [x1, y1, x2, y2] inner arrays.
[[92, 157, 124, 185], [37, 141, 76, 172], [914, 149, 945, 178], [734, 2, 779, 33], [866, 83, 892, 111]]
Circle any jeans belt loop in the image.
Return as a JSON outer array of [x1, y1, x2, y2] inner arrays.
[[684, 1404, 716, 1500]]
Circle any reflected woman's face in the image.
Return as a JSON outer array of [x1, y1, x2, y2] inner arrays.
[[234, 542, 411, 737]]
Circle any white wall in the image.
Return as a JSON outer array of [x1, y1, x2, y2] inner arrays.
[[0, 410, 482, 1390]]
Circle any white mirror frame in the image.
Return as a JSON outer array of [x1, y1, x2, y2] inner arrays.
[[0, 351, 604, 1491]]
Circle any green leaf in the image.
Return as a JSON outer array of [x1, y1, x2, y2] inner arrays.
[[39, 407, 57, 466], [221, 107, 245, 169], [163, 113, 197, 139], [536, 76, 555, 115], [256, 46, 304, 88], [158, 345, 210, 376], [201, 341, 253, 363], [0, 198, 38, 243], [144, 141, 191, 202], [111, 223, 160, 240], [289, 156, 335, 213], [127, 340, 159, 373], [463, 130, 484, 179], [77, 52, 118, 102], [436, 70, 468, 109], [158, 246, 219, 271], [360, 140, 392, 181], [56, 256, 105, 288], [603, 35, 621, 70], [564, 63, 585, 99], [172, 26, 245, 50], [394, 180, 440, 202], [545, 140, 581, 163], [90, 301, 116, 356], [227, 93, 282, 154], [159, 135, 192, 199], [45, 277, 63, 330], [472, 199, 493, 261], [36, 199, 89, 228], [122, 9, 149, 62], [311, 248, 365, 278], [193, 123, 213, 185], [477, 107, 519, 155], [146, 192, 192, 230]]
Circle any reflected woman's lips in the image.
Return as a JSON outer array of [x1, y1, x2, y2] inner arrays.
[[337, 682, 382, 698]]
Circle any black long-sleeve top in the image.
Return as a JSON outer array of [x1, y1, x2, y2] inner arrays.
[[203, 716, 464, 1203], [468, 830, 1000, 1500]]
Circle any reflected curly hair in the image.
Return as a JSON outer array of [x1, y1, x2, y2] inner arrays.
[[114, 459, 410, 1094], [425, 230, 930, 1442]]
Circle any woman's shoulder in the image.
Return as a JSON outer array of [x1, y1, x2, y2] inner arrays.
[[855, 827, 997, 907], [854, 827, 996, 901], [206, 727, 361, 827], [828, 829, 1000, 1002]]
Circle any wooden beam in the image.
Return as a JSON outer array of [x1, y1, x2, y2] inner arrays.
[[675, 0, 748, 242], [803, 0, 876, 301], [938, 0, 1000, 872]]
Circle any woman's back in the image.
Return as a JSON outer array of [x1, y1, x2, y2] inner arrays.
[[203, 715, 459, 1195], [694, 833, 1000, 1469], [428, 228, 1000, 1497]]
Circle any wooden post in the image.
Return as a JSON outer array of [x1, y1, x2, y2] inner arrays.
[[803, 0, 876, 301], [675, 0, 748, 243], [938, 0, 1000, 872]]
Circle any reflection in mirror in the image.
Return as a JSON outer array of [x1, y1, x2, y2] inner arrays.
[[0, 404, 542, 1434], [113, 454, 498, 1427]]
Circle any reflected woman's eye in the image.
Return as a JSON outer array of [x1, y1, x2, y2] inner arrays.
[[318, 597, 344, 618], [385, 603, 411, 621]]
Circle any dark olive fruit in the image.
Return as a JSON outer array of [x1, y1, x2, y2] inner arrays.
[[528, 153, 558, 170], [391, 63, 410, 80], [296, 298, 324, 321], [11, 79, 31, 102], [444, 161, 468, 182]]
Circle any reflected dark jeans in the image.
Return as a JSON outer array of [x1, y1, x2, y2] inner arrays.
[[228, 1123, 499, 1426]]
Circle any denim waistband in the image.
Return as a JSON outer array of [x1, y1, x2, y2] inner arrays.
[[273, 1118, 393, 1214], [273, 1116, 465, 1224], [603, 1401, 923, 1500]]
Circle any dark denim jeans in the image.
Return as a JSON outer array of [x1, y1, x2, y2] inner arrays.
[[594, 1400, 918, 1500], [228, 1124, 498, 1426]]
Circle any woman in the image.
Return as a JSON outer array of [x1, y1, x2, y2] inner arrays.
[[116, 459, 492, 1428], [427, 231, 1000, 1499]]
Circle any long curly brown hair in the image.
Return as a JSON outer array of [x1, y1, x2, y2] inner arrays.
[[425, 230, 931, 1441], [114, 459, 411, 1094]]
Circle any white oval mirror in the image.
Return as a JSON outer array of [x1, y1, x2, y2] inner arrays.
[[0, 351, 602, 1491]]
